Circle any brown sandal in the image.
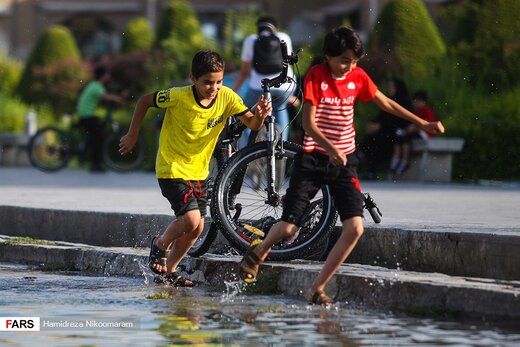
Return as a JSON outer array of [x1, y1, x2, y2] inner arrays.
[[155, 272, 194, 287], [308, 291, 334, 306], [239, 239, 263, 283]]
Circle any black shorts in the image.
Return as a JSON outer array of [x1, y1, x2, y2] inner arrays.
[[282, 151, 364, 225], [158, 178, 208, 217]]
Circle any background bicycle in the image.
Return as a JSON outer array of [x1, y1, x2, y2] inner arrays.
[[27, 111, 146, 172]]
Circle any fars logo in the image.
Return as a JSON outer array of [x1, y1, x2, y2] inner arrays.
[[0, 317, 40, 331], [321, 81, 328, 91]]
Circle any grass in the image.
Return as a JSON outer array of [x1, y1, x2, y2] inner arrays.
[[1, 236, 56, 246]]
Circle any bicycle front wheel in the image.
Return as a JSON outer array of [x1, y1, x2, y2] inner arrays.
[[27, 127, 72, 172], [103, 129, 146, 172], [210, 141, 337, 261]]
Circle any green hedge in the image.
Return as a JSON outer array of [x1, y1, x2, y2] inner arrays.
[[15, 25, 87, 117]]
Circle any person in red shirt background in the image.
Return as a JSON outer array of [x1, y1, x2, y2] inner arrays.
[[237, 26, 445, 305], [389, 90, 440, 175], [412, 90, 437, 133]]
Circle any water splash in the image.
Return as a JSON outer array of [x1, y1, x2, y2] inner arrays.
[[220, 280, 247, 303], [135, 259, 150, 285]]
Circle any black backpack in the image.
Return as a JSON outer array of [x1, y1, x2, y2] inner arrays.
[[253, 32, 283, 75]]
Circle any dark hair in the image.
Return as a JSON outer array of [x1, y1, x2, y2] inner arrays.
[[323, 26, 364, 58], [256, 16, 277, 34], [412, 90, 429, 102], [94, 66, 108, 80], [191, 50, 224, 79], [389, 77, 413, 111]]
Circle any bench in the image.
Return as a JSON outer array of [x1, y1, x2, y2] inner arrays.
[[0, 133, 31, 166], [395, 137, 465, 183]]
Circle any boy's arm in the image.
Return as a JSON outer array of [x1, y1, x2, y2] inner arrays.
[[237, 95, 271, 131], [302, 102, 347, 166], [119, 93, 155, 156], [373, 90, 445, 135]]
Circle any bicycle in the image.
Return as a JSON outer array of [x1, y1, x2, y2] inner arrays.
[[188, 43, 383, 260], [187, 42, 336, 261], [27, 111, 146, 172]]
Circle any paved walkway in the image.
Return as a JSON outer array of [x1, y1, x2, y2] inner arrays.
[[1, 167, 519, 235]]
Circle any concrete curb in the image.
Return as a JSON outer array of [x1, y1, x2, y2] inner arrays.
[[2, 205, 519, 280], [0, 236, 519, 321]]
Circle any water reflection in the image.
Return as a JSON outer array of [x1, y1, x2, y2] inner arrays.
[[0, 264, 519, 346]]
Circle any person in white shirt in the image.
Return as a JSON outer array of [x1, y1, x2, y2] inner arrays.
[[233, 16, 297, 145]]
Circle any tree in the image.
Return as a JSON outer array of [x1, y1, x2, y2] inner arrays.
[[151, 0, 210, 83], [16, 25, 87, 116], [0, 51, 22, 95], [444, 0, 520, 91], [121, 17, 154, 54], [222, 8, 258, 68], [368, 0, 446, 78]]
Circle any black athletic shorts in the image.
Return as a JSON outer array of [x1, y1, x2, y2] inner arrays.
[[282, 151, 364, 225], [158, 178, 208, 217]]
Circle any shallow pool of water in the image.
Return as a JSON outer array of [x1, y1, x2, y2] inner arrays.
[[0, 263, 518, 346]]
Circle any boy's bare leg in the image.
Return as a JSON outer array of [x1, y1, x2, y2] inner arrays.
[[166, 216, 204, 273], [151, 210, 203, 273], [254, 221, 299, 261], [305, 216, 364, 300]]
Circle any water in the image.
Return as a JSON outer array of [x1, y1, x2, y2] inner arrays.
[[1, 263, 519, 346]]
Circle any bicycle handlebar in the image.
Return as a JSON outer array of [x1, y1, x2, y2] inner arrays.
[[261, 41, 301, 91]]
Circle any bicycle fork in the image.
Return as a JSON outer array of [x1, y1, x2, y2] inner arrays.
[[263, 90, 282, 207]]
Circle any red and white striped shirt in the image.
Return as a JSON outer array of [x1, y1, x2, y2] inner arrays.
[[303, 63, 378, 156]]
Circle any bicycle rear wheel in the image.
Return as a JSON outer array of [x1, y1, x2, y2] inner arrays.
[[210, 141, 338, 261], [27, 127, 72, 172], [103, 128, 146, 172]]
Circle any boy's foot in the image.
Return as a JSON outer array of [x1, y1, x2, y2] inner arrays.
[[154, 272, 194, 287], [306, 290, 334, 306], [148, 236, 168, 275], [238, 239, 263, 283]]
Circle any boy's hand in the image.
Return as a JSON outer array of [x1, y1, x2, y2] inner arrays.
[[119, 133, 138, 156], [422, 121, 445, 135], [328, 148, 347, 167], [254, 95, 271, 120]]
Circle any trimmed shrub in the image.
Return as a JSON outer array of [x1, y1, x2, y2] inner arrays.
[[221, 8, 258, 68], [369, 0, 446, 78], [16, 25, 88, 116], [121, 17, 154, 54], [151, 0, 209, 84], [0, 52, 22, 95], [443, 0, 520, 92]]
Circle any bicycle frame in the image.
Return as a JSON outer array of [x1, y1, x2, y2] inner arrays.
[[260, 40, 299, 206]]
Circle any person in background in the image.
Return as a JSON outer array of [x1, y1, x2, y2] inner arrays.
[[359, 77, 413, 178], [76, 66, 125, 172], [233, 16, 297, 146], [411, 90, 438, 138]]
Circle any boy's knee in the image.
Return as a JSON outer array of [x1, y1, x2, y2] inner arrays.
[[180, 210, 202, 232], [342, 217, 364, 239], [279, 221, 298, 239]]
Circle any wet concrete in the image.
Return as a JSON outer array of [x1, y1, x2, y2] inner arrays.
[[1, 167, 519, 321], [0, 235, 519, 321]]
